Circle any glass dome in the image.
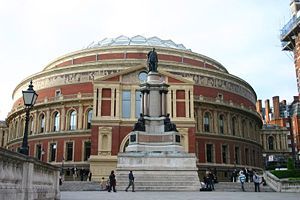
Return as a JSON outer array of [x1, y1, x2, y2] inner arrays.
[[88, 35, 191, 51]]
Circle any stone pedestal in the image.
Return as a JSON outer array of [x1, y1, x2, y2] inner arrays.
[[116, 72, 199, 191]]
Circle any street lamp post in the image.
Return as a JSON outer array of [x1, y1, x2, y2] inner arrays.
[[20, 81, 38, 155]]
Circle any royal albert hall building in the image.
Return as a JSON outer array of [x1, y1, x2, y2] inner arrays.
[[6, 35, 263, 181]]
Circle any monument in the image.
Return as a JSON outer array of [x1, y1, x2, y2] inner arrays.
[[116, 48, 200, 191]]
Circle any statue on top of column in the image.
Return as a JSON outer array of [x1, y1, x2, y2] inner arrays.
[[147, 48, 158, 72]]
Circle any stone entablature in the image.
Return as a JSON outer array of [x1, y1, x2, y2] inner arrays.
[[0, 147, 60, 200]]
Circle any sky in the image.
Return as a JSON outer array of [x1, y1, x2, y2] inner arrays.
[[0, 0, 296, 120]]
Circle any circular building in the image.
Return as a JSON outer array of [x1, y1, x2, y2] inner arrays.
[[6, 35, 263, 181]]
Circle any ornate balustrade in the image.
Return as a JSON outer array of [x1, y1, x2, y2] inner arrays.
[[264, 171, 300, 192], [0, 147, 60, 200]]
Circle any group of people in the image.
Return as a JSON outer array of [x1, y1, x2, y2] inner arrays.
[[101, 170, 135, 193], [201, 169, 217, 191], [238, 169, 267, 192]]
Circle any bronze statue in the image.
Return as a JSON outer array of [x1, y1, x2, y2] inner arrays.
[[133, 114, 145, 131], [147, 48, 158, 72]]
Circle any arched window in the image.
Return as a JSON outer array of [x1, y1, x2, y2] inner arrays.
[[53, 112, 60, 132], [70, 110, 77, 130], [40, 114, 45, 133], [219, 115, 224, 134], [232, 117, 236, 136], [268, 136, 274, 150], [87, 110, 92, 129], [203, 112, 210, 132]]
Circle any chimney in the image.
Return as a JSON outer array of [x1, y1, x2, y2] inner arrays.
[[265, 99, 271, 123], [273, 96, 280, 120], [256, 100, 262, 115]]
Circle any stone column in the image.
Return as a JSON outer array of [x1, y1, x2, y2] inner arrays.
[[130, 88, 135, 119], [33, 111, 38, 135], [227, 113, 231, 135], [111, 88, 115, 117], [141, 91, 144, 115], [172, 89, 177, 118], [213, 110, 218, 133], [115, 87, 120, 118], [46, 109, 50, 133], [78, 104, 83, 130], [185, 90, 189, 118], [60, 107, 66, 131], [161, 91, 166, 116], [98, 88, 102, 117], [144, 91, 149, 116]]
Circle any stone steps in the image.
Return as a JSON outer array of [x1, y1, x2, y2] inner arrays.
[[214, 182, 274, 192], [60, 181, 275, 192], [59, 181, 102, 191]]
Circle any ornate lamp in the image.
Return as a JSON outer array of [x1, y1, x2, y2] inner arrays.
[[20, 80, 38, 155]]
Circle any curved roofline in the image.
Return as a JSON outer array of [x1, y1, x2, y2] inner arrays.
[[87, 35, 191, 51], [42, 45, 229, 73]]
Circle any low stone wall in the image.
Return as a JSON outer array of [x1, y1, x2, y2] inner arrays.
[[264, 171, 300, 192], [0, 147, 60, 200]]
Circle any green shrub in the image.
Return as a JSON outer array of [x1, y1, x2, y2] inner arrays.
[[271, 170, 300, 179], [287, 158, 295, 170]]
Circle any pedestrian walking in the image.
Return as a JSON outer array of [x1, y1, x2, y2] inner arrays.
[[108, 170, 117, 192], [125, 171, 135, 192], [253, 171, 261, 192], [239, 171, 246, 191]]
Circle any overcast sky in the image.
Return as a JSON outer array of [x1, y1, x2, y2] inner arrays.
[[0, 0, 296, 120]]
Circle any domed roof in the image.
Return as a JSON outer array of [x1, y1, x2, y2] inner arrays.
[[87, 35, 191, 51]]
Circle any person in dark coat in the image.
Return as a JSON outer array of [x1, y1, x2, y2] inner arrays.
[[125, 171, 135, 192], [108, 170, 117, 192]]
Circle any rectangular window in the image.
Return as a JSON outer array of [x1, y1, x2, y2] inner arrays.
[[235, 146, 240, 164], [66, 142, 73, 161], [55, 89, 61, 97], [122, 90, 131, 118], [36, 144, 42, 160], [176, 90, 186, 117], [135, 91, 141, 118], [84, 141, 91, 161], [49, 143, 57, 162], [222, 145, 228, 164], [206, 144, 213, 163]]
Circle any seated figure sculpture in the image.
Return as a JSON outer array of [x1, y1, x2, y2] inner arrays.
[[132, 114, 145, 131], [164, 114, 178, 132]]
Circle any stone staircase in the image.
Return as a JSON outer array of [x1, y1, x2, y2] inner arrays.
[[60, 181, 275, 192], [214, 182, 274, 192], [60, 181, 102, 191], [116, 171, 200, 191]]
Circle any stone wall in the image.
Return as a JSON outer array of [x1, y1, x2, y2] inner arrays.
[[264, 171, 300, 192], [0, 147, 60, 200]]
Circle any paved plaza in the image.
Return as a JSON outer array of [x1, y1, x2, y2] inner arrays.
[[61, 191, 299, 200]]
